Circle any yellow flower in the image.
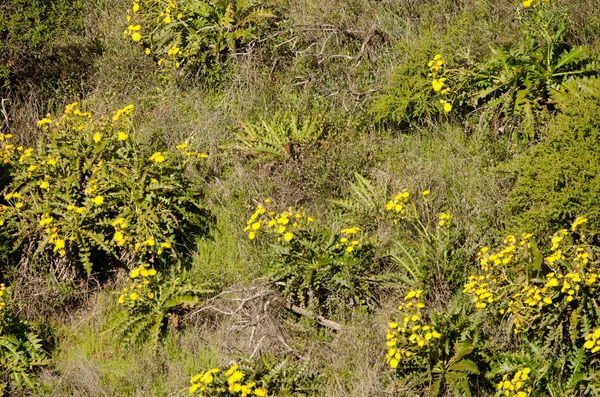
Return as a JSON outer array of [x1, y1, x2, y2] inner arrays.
[[117, 132, 128, 141], [130, 293, 138, 301], [149, 152, 166, 163], [254, 388, 267, 397], [443, 102, 452, 113], [248, 231, 256, 240], [39, 180, 50, 190], [37, 118, 53, 127], [132, 3, 139, 12], [283, 232, 294, 242], [55, 239, 65, 250], [432, 78, 446, 92], [571, 216, 588, 231], [132, 32, 142, 41], [93, 133, 102, 143]]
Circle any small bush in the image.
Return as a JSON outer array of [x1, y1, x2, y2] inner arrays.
[[244, 200, 383, 315], [0, 103, 210, 277], [106, 266, 213, 348], [124, 0, 280, 80], [370, 52, 439, 128]]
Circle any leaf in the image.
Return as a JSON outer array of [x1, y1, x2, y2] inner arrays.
[[448, 359, 480, 375]]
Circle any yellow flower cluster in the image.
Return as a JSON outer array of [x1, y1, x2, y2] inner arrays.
[[386, 290, 441, 369], [0, 284, 6, 312], [124, 23, 142, 42], [463, 275, 494, 309], [338, 227, 362, 253], [189, 365, 267, 396], [118, 263, 158, 306], [0, 131, 14, 163], [126, 0, 187, 68], [584, 328, 600, 353], [428, 54, 452, 113], [385, 190, 410, 215], [522, 0, 549, 9], [149, 152, 166, 164], [438, 212, 451, 227], [176, 141, 209, 159], [244, 199, 313, 242], [496, 368, 532, 397], [467, 221, 600, 335], [112, 104, 135, 122]]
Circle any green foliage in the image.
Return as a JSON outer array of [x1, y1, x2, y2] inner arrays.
[[105, 268, 213, 348], [0, 103, 209, 277], [0, 284, 48, 395], [244, 201, 385, 315], [258, 355, 320, 396], [464, 3, 599, 138], [125, 0, 280, 78], [370, 53, 439, 127], [506, 77, 600, 237], [231, 111, 327, 161]]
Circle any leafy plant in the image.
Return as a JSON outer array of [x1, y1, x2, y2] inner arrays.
[[370, 48, 442, 128], [465, 2, 599, 138], [258, 354, 320, 396], [0, 284, 48, 395], [125, 0, 279, 77], [387, 292, 485, 396], [231, 111, 327, 161], [0, 103, 210, 277], [244, 200, 384, 315], [105, 267, 213, 348]]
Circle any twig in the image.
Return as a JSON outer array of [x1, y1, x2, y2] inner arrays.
[[1, 98, 9, 129], [282, 302, 342, 332]]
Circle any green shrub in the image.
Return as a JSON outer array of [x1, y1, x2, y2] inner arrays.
[[505, 77, 600, 237], [465, 2, 600, 139], [105, 266, 213, 348], [124, 0, 280, 80], [370, 52, 439, 128], [231, 110, 328, 161], [243, 200, 384, 315], [0, 102, 210, 277], [0, 284, 48, 395]]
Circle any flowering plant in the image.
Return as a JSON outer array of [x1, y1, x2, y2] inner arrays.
[[0, 102, 209, 276]]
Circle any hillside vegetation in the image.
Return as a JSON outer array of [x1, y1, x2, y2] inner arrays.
[[1, 0, 600, 395]]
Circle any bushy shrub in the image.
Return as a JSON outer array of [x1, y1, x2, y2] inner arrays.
[[370, 53, 439, 128], [124, 0, 280, 79], [244, 200, 382, 315], [385, 218, 600, 395], [0, 103, 210, 277], [505, 77, 600, 237]]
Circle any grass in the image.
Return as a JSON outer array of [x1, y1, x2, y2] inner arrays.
[[2, 0, 600, 395]]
